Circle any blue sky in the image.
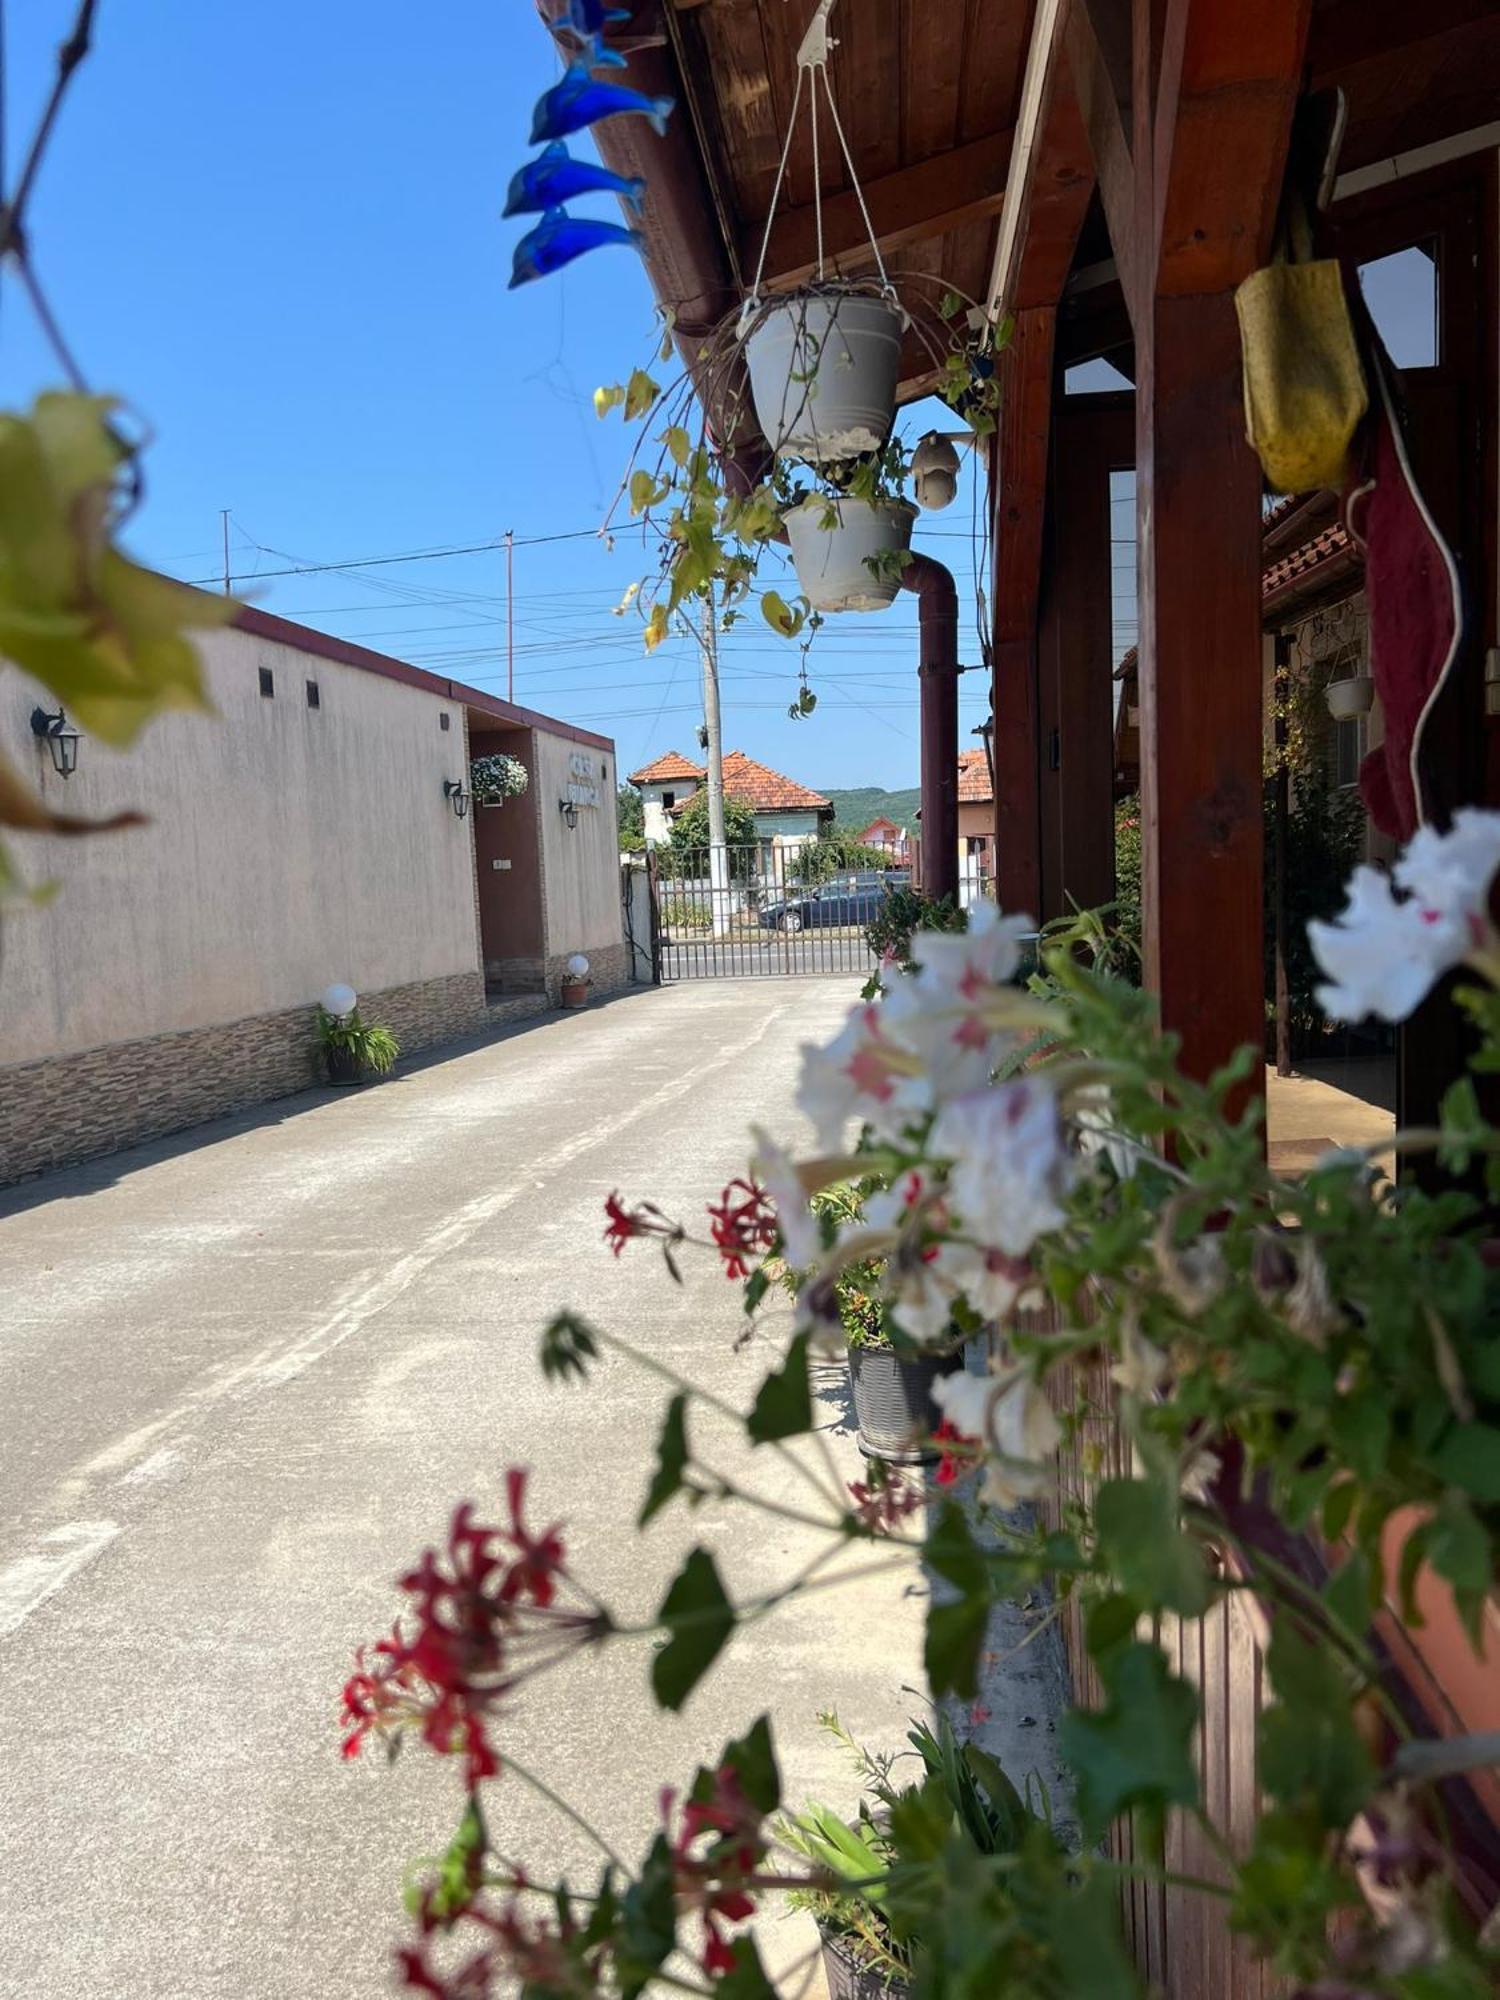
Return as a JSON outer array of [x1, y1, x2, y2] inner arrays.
[[3, 2, 998, 793]]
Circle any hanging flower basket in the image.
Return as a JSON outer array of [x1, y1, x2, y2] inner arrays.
[[784, 493, 916, 613], [742, 287, 905, 464], [471, 752, 530, 806], [1326, 674, 1374, 719]]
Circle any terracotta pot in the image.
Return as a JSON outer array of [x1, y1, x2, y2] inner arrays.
[[560, 979, 590, 1009]]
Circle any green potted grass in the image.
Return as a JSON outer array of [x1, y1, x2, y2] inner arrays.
[[781, 1714, 1052, 2000], [317, 1003, 400, 1086]]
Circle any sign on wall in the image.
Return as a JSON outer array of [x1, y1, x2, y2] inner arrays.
[[566, 750, 600, 809]]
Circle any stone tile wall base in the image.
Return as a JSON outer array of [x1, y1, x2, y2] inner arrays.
[[0, 969, 487, 1189], [546, 941, 629, 1003]]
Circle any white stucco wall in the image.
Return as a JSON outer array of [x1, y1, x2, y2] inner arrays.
[[534, 730, 625, 959], [0, 624, 482, 1064], [638, 777, 698, 848]]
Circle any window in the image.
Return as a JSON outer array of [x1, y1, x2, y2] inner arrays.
[[258, 667, 274, 698], [1065, 356, 1133, 395], [1331, 713, 1367, 790], [663, 790, 675, 809], [440, 712, 451, 731], [306, 680, 320, 709], [1357, 244, 1438, 370]]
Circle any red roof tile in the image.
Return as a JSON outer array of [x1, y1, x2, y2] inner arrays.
[[1261, 521, 1352, 601], [957, 748, 992, 803], [718, 750, 832, 813], [628, 749, 705, 784]]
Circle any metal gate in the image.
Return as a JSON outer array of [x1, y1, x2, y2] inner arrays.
[[651, 843, 904, 981]]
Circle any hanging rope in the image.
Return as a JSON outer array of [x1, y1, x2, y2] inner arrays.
[[742, 0, 894, 308]]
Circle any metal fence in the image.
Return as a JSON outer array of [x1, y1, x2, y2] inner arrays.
[[652, 843, 898, 981]]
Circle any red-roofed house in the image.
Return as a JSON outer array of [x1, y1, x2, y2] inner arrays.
[[854, 816, 911, 864], [628, 748, 833, 859]]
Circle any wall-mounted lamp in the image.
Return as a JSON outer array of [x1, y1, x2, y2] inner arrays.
[[559, 798, 580, 830], [321, 982, 357, 1022], [31, 706, 81, 779], [443, 779, 470, 819]]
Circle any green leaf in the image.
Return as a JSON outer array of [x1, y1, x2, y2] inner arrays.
[[652, 1548, 735, 1711], [1323, 1549, 1374, 1644], [746, 1332, 812, 1444], [1058, 1641, 1199, 1842], [719, 1712, 781, 1814], [1039, 1868, 1140, 2000], [715, 1938, 776, 2000], [639, 1394, 690, 1527], [1429, 1422, 1500, 1503], [1438, 1075, 1486, 1171], [1084, 1592, 1141, 1669], [662, 424, 691, 466], [629, 468, 667, 515], [618, 1832, 677, 1999], [404, 1795, 486, 1923], [1427, 1491, 1492, 1648], [643, 603, 670, 654], [925, 1590, 991, 1701], [1258, 1626, 1373, 1827], [624, 367, 661, 420], [742, 1267, 771, 1317], [1094, 1476, 1212, 1617], [1320, 1478, 1359, 1545], [761, 590, 806, 640], [540, 1310, 599, 1384]]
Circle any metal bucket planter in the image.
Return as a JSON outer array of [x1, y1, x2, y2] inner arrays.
[[784, 496, 917, 614], [847, 1343, 962, 1464], [324, 1045, 365, 1086], [818, 1926, 909, 2000], [743, 291, 904, 463]]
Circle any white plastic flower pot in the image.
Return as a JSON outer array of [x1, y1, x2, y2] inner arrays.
[[1326, 674, 1375, 719], [784, 495, 917, 614], [743, 291, 905, 463]]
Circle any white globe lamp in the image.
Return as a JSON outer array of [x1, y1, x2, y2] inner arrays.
[[565, 954, 591, 981], [322, 981, 357, 1021]]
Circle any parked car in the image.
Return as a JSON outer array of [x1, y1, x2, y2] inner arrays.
[[758, 871, 907, 934]]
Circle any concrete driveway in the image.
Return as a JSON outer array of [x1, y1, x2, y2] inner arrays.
[[0, 983, 933, 1999]]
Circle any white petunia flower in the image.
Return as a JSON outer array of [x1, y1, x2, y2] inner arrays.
[[932, 1365, 1061, 1508], [929, 1078, 1070, 1257], [1307, 866, 1451, 1024], [1310, 811, 1500, 1024], [908, 899, 1035, 1003], [796, 1003, 927, 1152], [749, 1126, 821, 1271], [929, 1238, 1034, 1323]]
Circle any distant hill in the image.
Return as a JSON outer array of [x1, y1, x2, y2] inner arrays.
[[823, 786, 921, 835]]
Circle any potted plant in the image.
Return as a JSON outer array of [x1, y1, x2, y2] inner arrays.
[[1325, 671, 1374, 719], [471, 752, 530, 806], [782, 1713, 1051, 2000], [792, 1186, 964, 1463], [316, 1006, 400, 1085], [559, 953, 592, 1008], [592, 279, 1008, 656], [739, 281, 906, 465]]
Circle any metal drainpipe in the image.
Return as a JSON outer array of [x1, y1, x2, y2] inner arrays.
[[901, 552, 960, 905]]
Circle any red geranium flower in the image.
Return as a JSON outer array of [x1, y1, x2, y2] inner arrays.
[[706, 1178, 778, 1280]]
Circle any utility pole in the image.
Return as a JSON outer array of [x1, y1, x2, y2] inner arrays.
[[505, 529, 515, 704], [220, 510, 232, 595], [700, 589, 730, 940]]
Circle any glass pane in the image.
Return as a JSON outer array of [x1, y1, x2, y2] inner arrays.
[[1065, 356, 1133, 394], [1109, 469, 1137, 672], [1357, 244, 1438, 370]]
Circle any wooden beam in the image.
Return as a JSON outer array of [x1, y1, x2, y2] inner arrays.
[[991, 307, 1059, 919], [740, 130, 1014, 290], [1153, 0, 1312, 295], [1065, 2, 1141, 322], [988, 1, 1097, 314]]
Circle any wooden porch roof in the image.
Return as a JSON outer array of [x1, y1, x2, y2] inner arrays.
[[542, 1, 1500, 407]]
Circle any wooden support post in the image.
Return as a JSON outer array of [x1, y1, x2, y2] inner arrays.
[[991, 307, 1058, 919], [1135, 291, 1266, 1091]]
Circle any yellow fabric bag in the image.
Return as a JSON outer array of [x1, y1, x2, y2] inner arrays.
[[1235, 205, 1367, 494]]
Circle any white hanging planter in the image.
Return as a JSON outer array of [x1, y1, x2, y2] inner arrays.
[[784, 494, 917, 613], [1326, 674, 1374, 719], [743, 291, 905, 463]]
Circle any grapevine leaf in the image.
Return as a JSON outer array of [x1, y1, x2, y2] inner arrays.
[[1058, 1641, 1199, 1842], [761, 590, 806, 639], [1094, 1475, 1212, 1617], [624, 367, 661, 420]]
